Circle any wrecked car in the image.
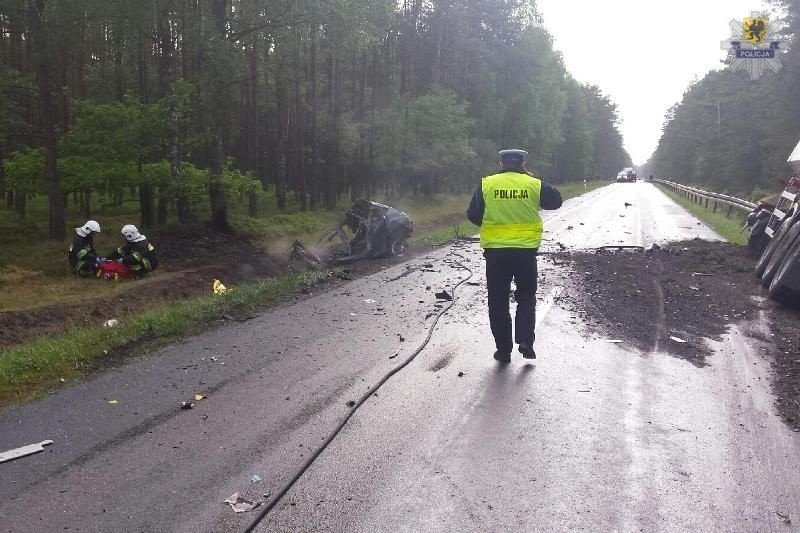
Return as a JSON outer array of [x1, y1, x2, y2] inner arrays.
[[289, 199, 413, 269]]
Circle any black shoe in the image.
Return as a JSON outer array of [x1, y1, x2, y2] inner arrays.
[[518, 344, 536, 359], [493, 350, 511, 363]]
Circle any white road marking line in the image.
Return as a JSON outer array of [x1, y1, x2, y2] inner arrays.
[[536, 286, 563, 327]]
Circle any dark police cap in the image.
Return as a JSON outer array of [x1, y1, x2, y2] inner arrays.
[[499, 149, 528, 162]]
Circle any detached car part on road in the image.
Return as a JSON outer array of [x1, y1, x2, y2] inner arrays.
[[754, 141, 800, 306], [290, 199, 414, 270]]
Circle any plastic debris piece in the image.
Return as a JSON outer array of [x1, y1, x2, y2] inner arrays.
[[346, 400, 356, 408], [363, 299, 377, 304], [457, 371, 465, 377], [194, 394, 206, 401], [689, 286, 701, 291], [250, 474, 263, 484], [434, 291, 453, 301], [605, 339, 623, 343], [670, 336, 687, 343], [213, 279, 228, 295], [389, 353, 399, 360], [103, 319, 119, 328], [0, 440, 54, 464], [180, 401, 195, 410], [224, 493, 261, 513], [107, 400, 119, 404], [692, 272, 713, 277]]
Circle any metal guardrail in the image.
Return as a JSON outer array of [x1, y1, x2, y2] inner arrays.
[[654, 179, 756, 217]]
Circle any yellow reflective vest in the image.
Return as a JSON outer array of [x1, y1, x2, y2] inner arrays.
[[480, 171, 543, 249]]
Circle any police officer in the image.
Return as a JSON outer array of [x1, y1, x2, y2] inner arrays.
[[68, 220, 102, 277], [466, 149, 563, 362], [107, 224, 159, 279]]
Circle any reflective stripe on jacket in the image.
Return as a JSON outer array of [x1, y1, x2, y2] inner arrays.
[[480, 171, 543, 249]]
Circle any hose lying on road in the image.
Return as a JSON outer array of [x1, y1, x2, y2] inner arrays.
[[243, 248, 475, 532]]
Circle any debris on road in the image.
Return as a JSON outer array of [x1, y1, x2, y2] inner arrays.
[[0, 440, 54, 464], [363, 299, 377, 304], [224, 493, 262, 513], [605, 339, 623, 344], [776, 511, 791, 524], [194, 394, 206, 401], [250, 474, 263, 484], [180, 401, 195, 410], [213, 279, 228, 295], [389, 353, 399, 360], [434, 290, 453, 301], [691, 272, 713, 277], [689, 286, 701, 291], [624, 202, 633, 208], [107, 400, 119, 405], [457, 371, 465, 377], [669, 336, 687, 344], [346, 400, 356, 408]]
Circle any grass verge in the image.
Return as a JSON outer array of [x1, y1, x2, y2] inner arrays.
[[0, 270, 329, 407], [656, 184, 748, 245]]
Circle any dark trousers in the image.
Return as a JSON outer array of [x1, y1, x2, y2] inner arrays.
[[484, 248, 538, 354]]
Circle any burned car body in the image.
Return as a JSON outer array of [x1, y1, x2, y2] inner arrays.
[[324, 199, 414, 263], [290, 200, 414, 269]]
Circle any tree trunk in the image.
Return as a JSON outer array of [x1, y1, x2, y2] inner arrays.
[[30, 0, 65, 241], [293, 23, 307, 211], [158, 3, 187, 223], [275, 49, 287, 210], [247, 32, 259, 217], [309, 22, 319, 209], [208, 0, 230, 232], [15, 190, 26, 221]]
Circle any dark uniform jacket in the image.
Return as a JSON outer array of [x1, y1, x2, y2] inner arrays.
[[68, 234, 98, 273], [466, 168, 563, 226], [108, 239, 159, 274]]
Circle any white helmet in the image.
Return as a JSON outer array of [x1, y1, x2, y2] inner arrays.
[[121, 224, 146, 243], [75, 220, 101, 238]]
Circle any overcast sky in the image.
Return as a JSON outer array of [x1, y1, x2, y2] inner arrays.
[[536, 0, 771, 165]]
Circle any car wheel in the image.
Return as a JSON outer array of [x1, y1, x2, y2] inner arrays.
[[756, 217, 796, 279], [761, 225, 800, 287], [769, 239, 800, 306], [390, 240, 407, 256]]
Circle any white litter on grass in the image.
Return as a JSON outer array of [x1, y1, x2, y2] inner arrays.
[[103, 319, 119, 328], [224, 493, 261, 513], [670, 336, 687, 343]]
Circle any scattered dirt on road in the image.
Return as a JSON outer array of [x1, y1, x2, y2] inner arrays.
[[558, 239, 800, 430]]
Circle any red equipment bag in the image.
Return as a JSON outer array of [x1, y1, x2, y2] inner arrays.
[[96, 261, 133, 281]]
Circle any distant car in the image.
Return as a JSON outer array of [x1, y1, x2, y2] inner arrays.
[[616, 169, 637, 183]]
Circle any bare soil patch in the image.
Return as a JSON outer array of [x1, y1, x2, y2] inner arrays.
[[557, 239, 800, 430], [0, 224, 431, 352], [0, 225, 284, 350]]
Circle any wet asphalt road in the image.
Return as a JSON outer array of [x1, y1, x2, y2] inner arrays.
[[1, 183, 799, 532]]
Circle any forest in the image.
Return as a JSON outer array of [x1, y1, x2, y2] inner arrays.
[[0, 0, 631, 241], [647, 0, 800, 198]]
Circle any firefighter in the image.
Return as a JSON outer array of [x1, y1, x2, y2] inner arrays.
[[68, 220, 102, 277], [107, 224, 159, 279], [466, 149, 563, 362]]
